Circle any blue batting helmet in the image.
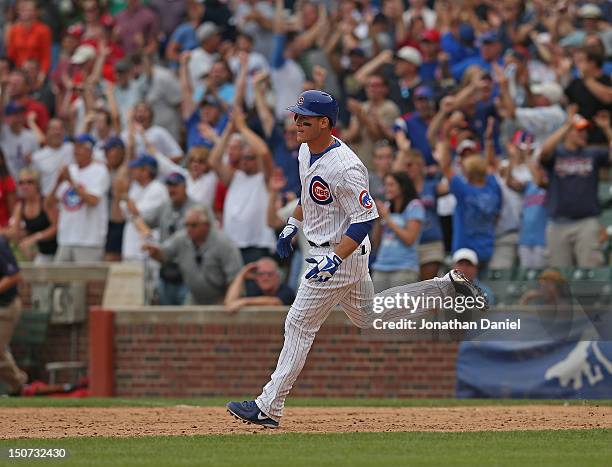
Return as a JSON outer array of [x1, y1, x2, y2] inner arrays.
[[286, 90, 339, 127]]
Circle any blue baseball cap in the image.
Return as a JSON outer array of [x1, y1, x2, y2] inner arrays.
[[459, 23, 475, 43], [414, 85, 434, 100], [128, 154, 158, 170], [286, 90, 339, 127], [74, 133, 96, 146], [102, 136, 125, 151], [4, 101, 26, 115], [479, 30, 499, 44], [165, 172, 186, 185]]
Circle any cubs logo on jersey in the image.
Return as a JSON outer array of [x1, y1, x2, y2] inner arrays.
[[62, 186, 83, 212], [309, 176, 333, 205], [359, 190, 373, 209]]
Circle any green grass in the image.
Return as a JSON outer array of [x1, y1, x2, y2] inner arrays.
[[1, 397, 612, 408], [1, 430, 611, 467], [1, 399, 610, 466]]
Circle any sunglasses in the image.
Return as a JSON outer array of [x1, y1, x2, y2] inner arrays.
[[19, 179, 36, 185], [185, 222, 204, 228], [195, 253, 202, 266], [256, 271, 275, 277], [242, 155, 256, 161]]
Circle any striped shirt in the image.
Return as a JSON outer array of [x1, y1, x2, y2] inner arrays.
[[299, 137, 379, 246]]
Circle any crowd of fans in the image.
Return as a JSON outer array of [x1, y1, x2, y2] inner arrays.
[[0, 0, 610, 306]]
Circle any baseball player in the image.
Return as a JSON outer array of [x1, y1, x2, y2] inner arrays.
[[227, 90, 485, 428]]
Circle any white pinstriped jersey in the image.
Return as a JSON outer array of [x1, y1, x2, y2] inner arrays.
[[299, 137, 379, 245]]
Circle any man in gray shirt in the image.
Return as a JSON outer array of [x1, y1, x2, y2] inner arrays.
[[143, 205, 243, 305], [140, 172, 197, 305]]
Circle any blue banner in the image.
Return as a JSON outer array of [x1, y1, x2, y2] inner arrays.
[[457, 339, 612, 398]]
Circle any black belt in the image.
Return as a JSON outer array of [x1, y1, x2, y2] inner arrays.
[[307, 240, 367, 256], [308, 240, 330, 247]]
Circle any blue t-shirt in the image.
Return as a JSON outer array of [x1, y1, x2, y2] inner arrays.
[[193, 83, 235, 107], [373, 199, 425, 272], [468, 97, 502, 155], [542, 145, 609, 220], [451, 55, 504, 82], [419, 177, 443, 243], [268, 125, 301, 195], [247, 282, 295, 306], [419, 61, 439, 84], [519, 182, 547, 247], [169, 23, 199, 53], [394, 112, 435, 166], [185, 110, 229, 150], [440, 32, 478, 66], [450, 174, 502, 262]]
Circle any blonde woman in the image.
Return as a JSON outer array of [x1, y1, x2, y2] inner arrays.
[[2, 168, 57, 263]]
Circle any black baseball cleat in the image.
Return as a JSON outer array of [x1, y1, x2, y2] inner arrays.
[[226, 400, 279, 429], [449, 269, 489, 311]]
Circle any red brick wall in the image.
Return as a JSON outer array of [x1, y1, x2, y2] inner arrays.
[[114, 311, 458, 398], [12, 265, 460, 396]]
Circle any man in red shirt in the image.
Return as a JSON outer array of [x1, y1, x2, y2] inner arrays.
[[4, 70, 49, 132], [6, 0, 52, 74], [114, 0, 160, 56]]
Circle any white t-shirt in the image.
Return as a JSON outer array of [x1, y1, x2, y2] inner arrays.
[[0, 125, 39, 179], [32, 142, 75, 195], [149, 150, 218, 208], [403, 7, 436, 29], [121, 126, 183, 160], [56, 161, 110, 247], [515, 105, 566, 148], [223, 170, 275, 249], [122, 179, 169, 260], [494, 173, 528, 236], [270, 59, 305, 120], [187, 172, 218, 208], [188, 48, 218, 88], [228, 52, 270, 108]]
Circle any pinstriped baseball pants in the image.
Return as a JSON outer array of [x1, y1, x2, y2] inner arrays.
[[256, 247, 455, 420]]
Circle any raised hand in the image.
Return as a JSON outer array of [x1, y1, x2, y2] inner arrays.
[[593, 110, 610, 130], [268, 168, 287, 193]]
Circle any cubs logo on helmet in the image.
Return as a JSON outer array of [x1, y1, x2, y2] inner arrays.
[[309, 176, 333, 205], [359, 190, 373, 209]]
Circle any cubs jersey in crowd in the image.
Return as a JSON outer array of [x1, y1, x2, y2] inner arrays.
[[299, 137, 379, 245]]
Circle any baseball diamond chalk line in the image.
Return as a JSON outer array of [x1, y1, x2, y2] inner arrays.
[[1, 406, 610, 439]]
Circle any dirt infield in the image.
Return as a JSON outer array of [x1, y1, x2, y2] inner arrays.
[[1, 405, 611, 439]]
